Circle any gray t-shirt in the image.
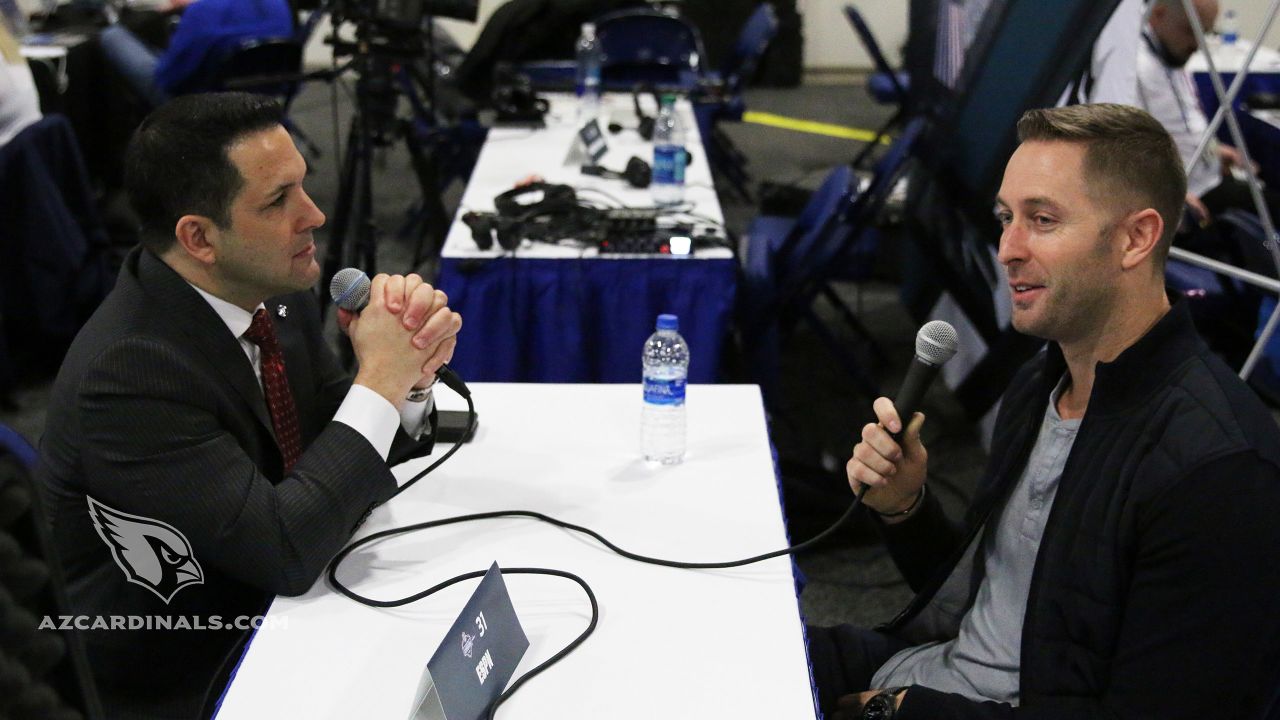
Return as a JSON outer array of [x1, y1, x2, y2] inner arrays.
[[871, 376, 1081, 704]]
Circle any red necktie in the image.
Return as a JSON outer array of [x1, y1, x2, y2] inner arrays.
[[244, 309, 303, 472]]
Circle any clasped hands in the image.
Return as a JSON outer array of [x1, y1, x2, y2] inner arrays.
[[338, 273, 462, 409]]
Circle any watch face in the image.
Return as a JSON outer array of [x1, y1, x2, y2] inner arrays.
[[861, 694, 894, 720]]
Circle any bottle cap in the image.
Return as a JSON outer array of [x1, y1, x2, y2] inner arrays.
[[656, 314, 678, 331], [660, 93, 677, 106]]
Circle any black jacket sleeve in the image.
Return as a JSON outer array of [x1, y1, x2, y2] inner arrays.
[[78, 337, 400, 597], [876, 487, 966, 592]]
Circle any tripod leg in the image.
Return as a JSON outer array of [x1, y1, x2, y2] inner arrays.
[[354, 121, 378, 274], [321, 119, 363, 316], [402, 122, 449, 267]]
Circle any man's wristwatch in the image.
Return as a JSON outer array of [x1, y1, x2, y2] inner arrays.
[[860, 687, 908, 720], [406, 385, 433, 403]]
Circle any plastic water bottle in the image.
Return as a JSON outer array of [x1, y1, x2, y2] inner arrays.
[[651, 94, 687, 206], [1220, 9, 1239, 45], [575, 22, 602, 122], [641, 314, 689, 464]]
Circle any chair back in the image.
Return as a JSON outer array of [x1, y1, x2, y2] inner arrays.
[[843, 4, 906, 101], [720, 3, 779, 96], [208, 37, 304, 95], [596, 8, 706, 89], [0, 422, 104, 718], [0, 424, 35, 469], [779, 118, 925, 298], [0, 115, 111, 391], [772, 164, 855, 286]]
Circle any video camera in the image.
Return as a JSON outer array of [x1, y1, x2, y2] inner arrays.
[[327, 0, 478, 57]]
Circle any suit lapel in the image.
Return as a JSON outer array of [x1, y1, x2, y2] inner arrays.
[[135, 250, 275, 436]]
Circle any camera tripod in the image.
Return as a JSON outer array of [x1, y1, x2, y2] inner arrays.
[[320, 49, 449, 297], [319, 14, 483, 312]]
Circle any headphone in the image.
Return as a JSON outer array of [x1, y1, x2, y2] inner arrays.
[[490, 63, 550, 123], [581, 156, 653, 189], [465, 183, 583, 251], [607, 84, 658, 140], [493, 181, 578, 217], [462, 211, 519, 251]]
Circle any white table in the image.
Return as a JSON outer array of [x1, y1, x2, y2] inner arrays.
[[216, 383, 818, 719], [441, 93, 728, 260], [1187, 38, 1280, 76], [435, 93, 738, 384]]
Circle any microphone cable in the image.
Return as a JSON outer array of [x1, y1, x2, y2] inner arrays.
[[323, 283, 947, 717], [326, 369, 869, 717]]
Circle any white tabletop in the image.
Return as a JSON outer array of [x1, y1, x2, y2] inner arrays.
[[1187, 38, 1280, 75], [1253, 108, 1280, 131], [216, 383, 817, 719], [442, 93, 729, 260]]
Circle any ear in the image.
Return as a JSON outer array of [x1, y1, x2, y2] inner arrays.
[[1119, 208, 1164, 271], [172, 215, 220, 266]]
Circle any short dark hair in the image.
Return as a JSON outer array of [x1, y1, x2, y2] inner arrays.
[[124, 93, 284, 253], [1016, 103, 1187, 266]]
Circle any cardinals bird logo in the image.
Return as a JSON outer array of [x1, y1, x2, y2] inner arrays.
[[87, 497, 205, 604]]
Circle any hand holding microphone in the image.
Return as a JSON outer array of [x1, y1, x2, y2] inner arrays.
[[847, 321, 958, 520], [330, 269, 464, 407]]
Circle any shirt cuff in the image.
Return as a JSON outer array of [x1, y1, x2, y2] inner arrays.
[[333, 384, 401, 461], [399, 388, 435, 440]]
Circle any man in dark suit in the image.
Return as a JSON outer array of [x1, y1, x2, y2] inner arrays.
[[35, 92, 462, 719]]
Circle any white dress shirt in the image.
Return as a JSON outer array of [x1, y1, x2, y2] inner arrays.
[[189, 284, 432, 469], [1136, 28, 1222, 198], [1057, 0, 1141, 106], [0, 50, 41, 147]]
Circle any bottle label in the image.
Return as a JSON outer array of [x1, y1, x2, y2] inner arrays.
[[653, 145, 686, 186], [643, 376, 686, 405]]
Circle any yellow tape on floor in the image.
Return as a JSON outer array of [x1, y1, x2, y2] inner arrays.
[[742, 111, 891, 144]]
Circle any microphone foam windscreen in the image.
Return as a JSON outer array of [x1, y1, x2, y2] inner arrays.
[[916, 320, 959, 366], [329, 268, 371, 311]]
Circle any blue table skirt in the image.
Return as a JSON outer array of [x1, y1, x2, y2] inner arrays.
[[1192, 70, 1280, 141], [1242, 111, 1280, 191], [438, 256, 738, 383]]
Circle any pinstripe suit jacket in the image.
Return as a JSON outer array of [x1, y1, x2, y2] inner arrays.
[[36, 246, 430, 718]]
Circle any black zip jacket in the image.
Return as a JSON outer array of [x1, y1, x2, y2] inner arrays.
[[878, 301, 1280, 719]]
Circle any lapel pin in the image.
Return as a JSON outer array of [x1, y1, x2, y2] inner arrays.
[[277, 305, 288, 318]]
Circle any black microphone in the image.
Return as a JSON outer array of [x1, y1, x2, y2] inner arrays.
[[892, 320, 959, 439], [328, 269, 470, 399]]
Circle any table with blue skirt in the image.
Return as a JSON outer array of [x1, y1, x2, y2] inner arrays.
[[1189, 40, 1280, 183], [437, 93, 736, 384]]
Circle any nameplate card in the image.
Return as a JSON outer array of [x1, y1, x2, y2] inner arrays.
[[577, 118, 608, 164], [412, 563, 529, 720]]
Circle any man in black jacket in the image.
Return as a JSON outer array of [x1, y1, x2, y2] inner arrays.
[[36, 93, 462, 718], [810, 103, 1280, 719]]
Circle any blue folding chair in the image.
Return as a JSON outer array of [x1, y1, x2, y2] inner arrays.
[[204, 36, 321, 157], [595, 8, 707, 91], [844, 4, 910, 169], [694, 2, 780, 201], [1168, 209, 1280, 403], [740, 119, 926, 408], [0, 423, 36, 469]]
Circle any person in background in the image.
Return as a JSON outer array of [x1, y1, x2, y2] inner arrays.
[[0, 17, 41, 146], [1137, 0, 1275, 227], [99, 0, 292, 106]]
